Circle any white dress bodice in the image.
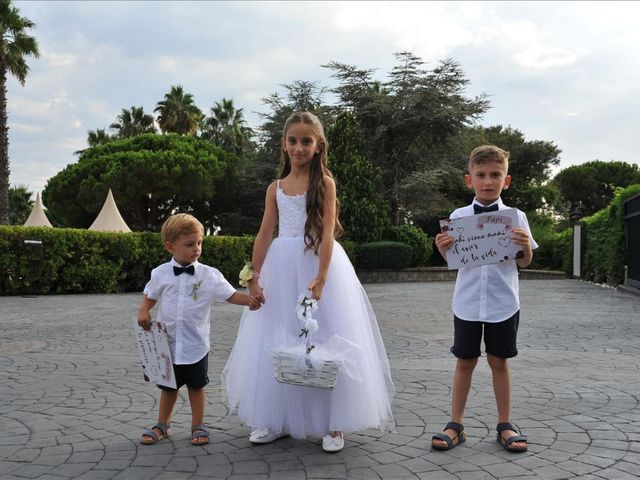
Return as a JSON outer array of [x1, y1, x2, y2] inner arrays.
[[276, 182, 307, 238]]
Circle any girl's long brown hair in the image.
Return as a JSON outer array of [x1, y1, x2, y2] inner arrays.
[[278, 112, 343, 254]]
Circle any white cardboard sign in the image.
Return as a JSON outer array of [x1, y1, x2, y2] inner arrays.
[[439, 208, 524, 270], [135, 322, 177, 389]]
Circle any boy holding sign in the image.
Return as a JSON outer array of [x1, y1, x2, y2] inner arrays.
[[432, 146, 537, 453], [138, 214, 260, 446]]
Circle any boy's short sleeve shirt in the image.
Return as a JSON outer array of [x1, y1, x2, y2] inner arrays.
[[451, 198, 538, 323], [143, 259, 236, 364]]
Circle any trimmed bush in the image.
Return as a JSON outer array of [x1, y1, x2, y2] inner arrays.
[[540, 227, 573, 274], [384, 224, 433, 266], [356, 241, 412, 270], [0, 226, 254, 295]]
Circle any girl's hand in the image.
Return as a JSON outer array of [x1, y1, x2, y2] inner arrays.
[[249, 280, 265, 305], [307, 277, 326, 301], [248, 296, 262, 311]]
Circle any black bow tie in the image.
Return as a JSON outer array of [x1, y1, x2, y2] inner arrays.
[[473, 203, 499, 215], [173, 265, 195, 276]]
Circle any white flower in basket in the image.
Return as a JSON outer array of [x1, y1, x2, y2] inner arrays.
[[270, 292, 343, 390]]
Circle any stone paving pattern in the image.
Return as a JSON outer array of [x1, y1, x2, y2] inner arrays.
[[1, 279, 639, 479]]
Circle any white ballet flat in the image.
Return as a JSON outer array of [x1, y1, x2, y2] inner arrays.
[[249, 428, 288, 444], [322, 433, 344, 452]]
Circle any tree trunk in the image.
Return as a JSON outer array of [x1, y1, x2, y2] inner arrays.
[[0, 49, 10, 224]]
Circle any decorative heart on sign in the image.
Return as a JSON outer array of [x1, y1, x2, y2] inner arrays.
[[498, 237, 511, 248], [456, 227, 464, 233]]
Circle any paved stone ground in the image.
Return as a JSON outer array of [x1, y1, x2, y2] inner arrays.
[[1, 279, 640, 480]]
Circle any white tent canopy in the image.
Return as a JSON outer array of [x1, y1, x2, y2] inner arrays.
[[23, 192, 53, 227], [88, 189, 131, 233]]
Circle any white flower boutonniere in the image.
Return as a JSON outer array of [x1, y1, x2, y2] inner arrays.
[[239, 260, 253, 288], [190, 280, 203, 301]]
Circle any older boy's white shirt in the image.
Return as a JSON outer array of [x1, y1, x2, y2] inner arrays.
[[143, 258, 236, 364], [451, 198, 539, 323]]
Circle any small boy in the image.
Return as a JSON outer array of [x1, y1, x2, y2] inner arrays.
[[431, 145, 537, 453], [138, 213, 260, 446]]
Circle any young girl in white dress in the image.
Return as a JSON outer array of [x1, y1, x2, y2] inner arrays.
[[222, 111, 395, 452]]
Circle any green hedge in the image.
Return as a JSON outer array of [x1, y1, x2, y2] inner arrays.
[[528, 213, 570, 271], [581, 184, 640, 285], [540, 184, 640, 284], [539, 228, 573, 274], [384, 224, 433, 266], [0, 227, 375, 295], [0, 226, 254, 295], [356, 241, 413, 270]]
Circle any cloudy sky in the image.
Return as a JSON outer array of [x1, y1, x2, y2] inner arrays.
[[7, 1, 640, 194]]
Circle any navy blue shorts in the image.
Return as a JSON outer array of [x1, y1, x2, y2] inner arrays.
[[158, 353, 209, 391], [450, 311, 519, 359]]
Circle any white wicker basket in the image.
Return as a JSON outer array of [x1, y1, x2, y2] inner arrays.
[[272, 294, 343, 390], [272, 351, 342, 390]]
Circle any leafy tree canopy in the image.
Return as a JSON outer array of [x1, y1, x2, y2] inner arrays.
[[43, 133, 238, 231], [324, 52, 490, 223], [552, 160, 640, 220], [328, 112, 389, 242]]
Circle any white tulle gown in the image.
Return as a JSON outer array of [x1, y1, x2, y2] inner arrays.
[[222, 182, 395, 439]]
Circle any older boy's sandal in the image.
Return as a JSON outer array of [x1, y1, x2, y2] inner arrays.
[[431, 421, 466, 450], [497, 422, 528, 452], [140, 423, 172, 445]]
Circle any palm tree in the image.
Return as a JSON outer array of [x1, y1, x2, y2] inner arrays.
[[9, 184, 32, 224], [0, 0, 39, 224], [110, 106, 156, 137], [74, 128, 112, 155], [202, 98, 253, 155], [154, 85, 203, 136]]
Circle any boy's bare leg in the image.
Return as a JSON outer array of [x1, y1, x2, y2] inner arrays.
[[188, 387, 208, 445], [142, 389, 178, 442], [487, 354, 526, 448], [432, 357, 477, 448]]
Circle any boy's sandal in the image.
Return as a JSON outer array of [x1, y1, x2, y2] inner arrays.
[[496, 422, 528, 452], [431, 421, 466, 450], [191, 424, 210, 446], [140, 423, 172, 445]]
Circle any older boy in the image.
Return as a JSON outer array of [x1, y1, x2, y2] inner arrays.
[[431, 145, 537, 453], [138, 213, 260, 446]]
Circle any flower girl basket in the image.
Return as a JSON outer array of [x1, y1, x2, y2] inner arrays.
[[270, 294, 343, 390]]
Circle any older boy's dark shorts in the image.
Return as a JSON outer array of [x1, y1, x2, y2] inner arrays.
[[450, 311, 519, 359], [158, 353, 209, 391]]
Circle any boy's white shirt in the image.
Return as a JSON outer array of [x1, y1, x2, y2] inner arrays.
[[143, 258, 236, 364], [450, 198, 538, 323]]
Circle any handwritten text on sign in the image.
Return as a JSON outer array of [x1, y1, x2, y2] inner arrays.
[[135, 322, 176, 389], [439, 208, 523, 270]]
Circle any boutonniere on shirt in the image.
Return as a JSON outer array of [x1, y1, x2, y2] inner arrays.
[[190, 280, 203, 301]]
